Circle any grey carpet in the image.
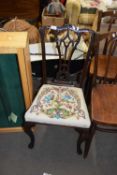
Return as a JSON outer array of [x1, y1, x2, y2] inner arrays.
[[0, 125, 117, 175]]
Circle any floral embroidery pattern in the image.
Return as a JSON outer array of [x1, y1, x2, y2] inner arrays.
[[30, 85, 85, 120]]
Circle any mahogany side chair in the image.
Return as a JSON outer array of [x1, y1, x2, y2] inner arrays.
[[24, 25, 95, 156], [83, 31, 117, 158]]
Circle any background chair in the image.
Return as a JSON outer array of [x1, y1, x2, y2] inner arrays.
[[88, 11, 117, 102], [90, 13, 117, 78], [96, 10, 117, 32], [83, 31, 117, 158], [24, 25, 95, 155]]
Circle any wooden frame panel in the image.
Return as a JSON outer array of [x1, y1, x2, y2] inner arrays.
[[0, 32, 33, 132]]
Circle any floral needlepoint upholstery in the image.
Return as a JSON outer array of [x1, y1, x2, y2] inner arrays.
[[25, 84, 90, 128]]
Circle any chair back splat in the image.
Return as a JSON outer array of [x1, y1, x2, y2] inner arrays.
[[39, 25, 95, 91]]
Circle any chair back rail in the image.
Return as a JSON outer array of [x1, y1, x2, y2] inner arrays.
[[93, 31, 117, 85], [96, 10, 117, 54], [39, 25, 95, 92], [97, 10, 117, 32]]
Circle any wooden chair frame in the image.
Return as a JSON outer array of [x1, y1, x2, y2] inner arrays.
[[83, 31, 117, 158], [25, 25, 96, 153]]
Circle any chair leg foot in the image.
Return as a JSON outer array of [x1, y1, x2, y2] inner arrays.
[[83, 138, 92, 158], [24, 122, 35, 149], [27, 129, 35, 149], [77, 131, 87, 155], [77, 134, 83, 154]]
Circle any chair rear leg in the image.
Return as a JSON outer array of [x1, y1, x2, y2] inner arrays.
[[83, 123, 96, 158], [77, 130, 88, 155], [24, 122, 35, 148]]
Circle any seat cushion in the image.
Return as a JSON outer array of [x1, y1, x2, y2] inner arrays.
[[25, 84, 91, 128]]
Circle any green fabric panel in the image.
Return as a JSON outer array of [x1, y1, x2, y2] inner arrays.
[[0, 54, 26, 128]]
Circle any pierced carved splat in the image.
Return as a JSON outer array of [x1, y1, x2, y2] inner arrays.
[[39, 25, 95, 88]]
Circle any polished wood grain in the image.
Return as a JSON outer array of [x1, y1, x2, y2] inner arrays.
[[92, 84, 117, 125], [0, 0, 40, 19], [90, 55, 117, 79]]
